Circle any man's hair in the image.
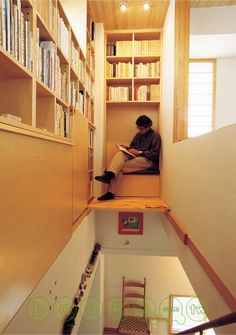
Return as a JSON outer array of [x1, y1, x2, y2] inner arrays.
[[136, 115, 152, 128]]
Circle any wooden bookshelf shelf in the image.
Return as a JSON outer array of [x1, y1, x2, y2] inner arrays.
[[106, 78, 132, 85], [36, 13, 56, 42], [0, 47, 32, 79], [57, 45, 69, 64], [36, 80, 55, 97], [70, 66, 79, 80], [22, 0, 33, 7], [0, 116, 72, 145], [134, 55, 161, 63], [106, 56, 132, 63], [56, 96, 69, 108], [134, 77, 160, 84], [88, 121, 96, 129], [106, 101, 160, 106]]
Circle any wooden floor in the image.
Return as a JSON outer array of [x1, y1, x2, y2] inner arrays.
[[88, 197, 168, 212]]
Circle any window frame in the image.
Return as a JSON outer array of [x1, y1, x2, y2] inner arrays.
[[187, 58, 216, 138]]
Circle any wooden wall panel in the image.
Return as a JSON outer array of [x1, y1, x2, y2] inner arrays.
[[173, 0, 190, 142], [0, 130, 72, 332], [90, 0, 169, 30], [72, 113, 88, 223]]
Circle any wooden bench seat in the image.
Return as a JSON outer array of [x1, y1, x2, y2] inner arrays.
[[116, 172, 160, 197]]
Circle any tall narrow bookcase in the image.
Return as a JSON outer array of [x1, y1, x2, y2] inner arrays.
[[86, 0, 95, 203], [105, 30, 161, 189], [0, 0, 96, 222]]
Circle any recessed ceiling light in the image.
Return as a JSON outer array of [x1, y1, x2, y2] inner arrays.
[[119, 2, 128, 11], [143, 1, 151, 10]]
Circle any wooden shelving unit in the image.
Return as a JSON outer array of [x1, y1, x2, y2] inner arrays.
[[0, 0, 96, 219], [105, 29, 162, 178], [86, 0, 95, 202], [0, 0, 94, 143]]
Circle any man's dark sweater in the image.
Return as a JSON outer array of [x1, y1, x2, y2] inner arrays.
[[129, 128, 161, 163]]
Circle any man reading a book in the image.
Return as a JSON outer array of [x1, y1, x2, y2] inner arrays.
[[95, 115, 161, 201]]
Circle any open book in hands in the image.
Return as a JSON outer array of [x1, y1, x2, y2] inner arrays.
[[116, 144, 136, 157]]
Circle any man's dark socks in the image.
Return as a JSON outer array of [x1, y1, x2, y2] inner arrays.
[[95, 171, 115, 184], [97, 192, 115, 201]]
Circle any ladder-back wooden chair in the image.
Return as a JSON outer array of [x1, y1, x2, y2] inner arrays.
[[117, 277, 150, 335]]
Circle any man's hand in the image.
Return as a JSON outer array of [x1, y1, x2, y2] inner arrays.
[[128, 148, 140, 156]]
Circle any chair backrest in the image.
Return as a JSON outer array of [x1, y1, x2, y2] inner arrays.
[[122, 276, 146, 318]]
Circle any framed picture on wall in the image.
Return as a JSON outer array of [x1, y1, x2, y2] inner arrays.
[[118, 212, 143, 235]]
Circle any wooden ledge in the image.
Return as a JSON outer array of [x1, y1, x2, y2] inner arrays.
[[88, 197, 168, 212]]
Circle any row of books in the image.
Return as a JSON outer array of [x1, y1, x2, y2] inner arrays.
[[36, 0, 56, 37], [134, 62, 160, 78], [108, 86, 132, 102], [57, 12, 69, 59], [0, 0, 32, 70], [86, 100, 94, 123], [106, 62, 133, 78], [78, 58, 84, 83], [70, 80, 77, 109], [56, 58, 68, 102], [78, 90, 84, 114], [85, 71, 94, 99], [106, 41, 132, 56], [106, 40, 160, 56], [55, 103, 71, 138], [107, 84, 160, 102], [134, 85, 160, 102], [71, 40, 79, 73], [36, 33, 56, 90], [70, 81, 86, 114], [106, 61, 160, 78], [134, 40, 160, 56]]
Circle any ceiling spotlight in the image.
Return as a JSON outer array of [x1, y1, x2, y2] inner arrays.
[[119, 2, 128, 11], [143, 1, 151, 10]]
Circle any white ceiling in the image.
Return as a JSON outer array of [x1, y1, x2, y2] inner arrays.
[[190, 34, 236, 58]]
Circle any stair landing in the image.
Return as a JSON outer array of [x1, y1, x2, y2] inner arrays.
[[88, 197, 168, 212]]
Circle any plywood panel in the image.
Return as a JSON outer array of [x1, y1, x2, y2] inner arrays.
[[89, 0, 169, 30], [72, 112, 88, 223], [0, 130, 72, 332], [116, 175, 160, 197], [0, 79, 33, 125]]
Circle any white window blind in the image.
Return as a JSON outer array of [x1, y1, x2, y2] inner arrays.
[[188, 61, 215, 137]]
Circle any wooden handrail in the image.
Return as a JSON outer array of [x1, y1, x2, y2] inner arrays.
[[165, 212, 236, 311], [178, 311, 236, 334], [165, 212, 188, 244]]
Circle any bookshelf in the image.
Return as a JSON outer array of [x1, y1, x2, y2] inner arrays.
[[106, 31, 161, 103], [0, 0, 94, 142], [105, 30, 161, 182], [86, 0, 95, 203], [0, 0, 96, 217]]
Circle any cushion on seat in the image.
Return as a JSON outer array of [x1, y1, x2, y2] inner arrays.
[[117, 316, 150, 335]]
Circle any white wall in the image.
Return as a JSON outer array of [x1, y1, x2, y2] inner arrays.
[[215, 57, 236, 128], [190, 6, 236, 35], [61, 0, 87, 56], [161, 0, 236, 322], [103, 254, 195, 333], [3, 213, 96, 334], [95, 212, 176, 256], [78, 255, 104, 335]]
